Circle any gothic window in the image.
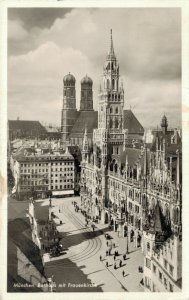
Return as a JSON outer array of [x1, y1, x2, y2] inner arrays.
[[115, 107, 118, 114], [115, 118, 118, 128], [111, 62, 114, 70], [112, 79, 115, 90], [110, 119, 113, 128], [110, 107, 113, 114], [117, 147, 119, 155], [107, 79, 110, 89]]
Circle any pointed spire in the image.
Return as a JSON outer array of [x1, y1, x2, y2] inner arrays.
[[84, 126, 87, 138], [108, 29, 115, 58], [153, 201, 166, 233]]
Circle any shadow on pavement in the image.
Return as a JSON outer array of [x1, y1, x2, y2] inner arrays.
[[45, 258, 104, 292], [58, 227, 110, 249]]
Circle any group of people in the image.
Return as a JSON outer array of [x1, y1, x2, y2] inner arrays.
[[138, 266, 143, 273], [99, 238, 128, 278]]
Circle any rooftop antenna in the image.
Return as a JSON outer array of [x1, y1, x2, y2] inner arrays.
[[129, 103, 137, 111]]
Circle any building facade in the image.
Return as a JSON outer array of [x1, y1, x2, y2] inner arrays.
[[80, 31, 182, 292], [11, 148, 75, 199]]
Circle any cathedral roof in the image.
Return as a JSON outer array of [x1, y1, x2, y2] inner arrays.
[[123, 110, 144, 135], [81, 75, 93, 85], [69, 111, 98, 137]]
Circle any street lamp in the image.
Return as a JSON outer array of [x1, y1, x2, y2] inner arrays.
[[125, 192, 129, 254]]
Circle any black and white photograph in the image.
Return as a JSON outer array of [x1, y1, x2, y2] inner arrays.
[[4, 5, 184, 294]]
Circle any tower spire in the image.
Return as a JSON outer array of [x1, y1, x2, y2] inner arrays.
[[108, 29, 115, 57]]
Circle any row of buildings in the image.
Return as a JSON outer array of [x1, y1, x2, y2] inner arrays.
[[79, 30, 182, 292]]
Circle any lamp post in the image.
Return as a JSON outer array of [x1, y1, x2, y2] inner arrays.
[[125, 192, 129, 254]]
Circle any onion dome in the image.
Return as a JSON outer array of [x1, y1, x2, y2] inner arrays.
[[161, 114, 168, 128], [63, 72, 76, 84], [81, 75, 93, 85]]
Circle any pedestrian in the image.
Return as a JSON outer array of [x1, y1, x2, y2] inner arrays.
[[106, 241, 109, 247], [122, 270, 125, 277], [114, 255, 116, 261], [119, 260, 122, 268], [114, 263, 117, 270], [117, 250, 119, 256], [109, 249, 111, 255], [138, 266, 141, 273], [100, 255, 102, 261], [106, 261, 108, 267], [114, 250, 116, 256], [106, 250, 108, 256], [113, 243, 115, 248]]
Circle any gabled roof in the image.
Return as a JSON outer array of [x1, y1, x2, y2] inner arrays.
[[151, 130, 182, 155], [123, 110, 144, 135]]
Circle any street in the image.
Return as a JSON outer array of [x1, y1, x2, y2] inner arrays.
[[41, 197, 144, 292]]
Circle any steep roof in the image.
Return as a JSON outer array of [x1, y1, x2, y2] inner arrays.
[[9, 120, 47, 135], [123, 110, 144, 135], [151, 130, 182, 155], [69, 111, 98, 137]]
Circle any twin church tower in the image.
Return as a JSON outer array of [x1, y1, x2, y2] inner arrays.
[[61, 71, 94, 146], [61, 30, 143, 148]]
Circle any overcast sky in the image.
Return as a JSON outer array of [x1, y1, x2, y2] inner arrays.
[[8, 8, 181, 129]]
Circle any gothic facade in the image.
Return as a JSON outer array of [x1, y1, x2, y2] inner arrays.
[[80, 31, 182, 292]]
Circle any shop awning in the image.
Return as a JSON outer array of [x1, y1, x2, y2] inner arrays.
[[52, 190, 74, 196]]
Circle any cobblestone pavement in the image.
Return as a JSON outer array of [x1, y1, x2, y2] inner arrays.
[[41, 197, 144, 292]]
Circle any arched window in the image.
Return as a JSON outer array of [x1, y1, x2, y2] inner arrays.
[[115, 118, 118, 128], [107, 79, 110, 89], [110, 107, 113, 114], [112, 79, 115, 90], [115, 107, 118, 114], [110, 119, 113, 128]]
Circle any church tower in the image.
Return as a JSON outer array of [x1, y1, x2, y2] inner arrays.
[[61, 73, 77, 147], [161, 114, 168, 135], [80, 75, 93, 111], [97, 29, 126, 156]]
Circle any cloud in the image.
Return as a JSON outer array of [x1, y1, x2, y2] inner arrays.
[[8, 20, 28, 41], [8, 8, 181, 128]]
